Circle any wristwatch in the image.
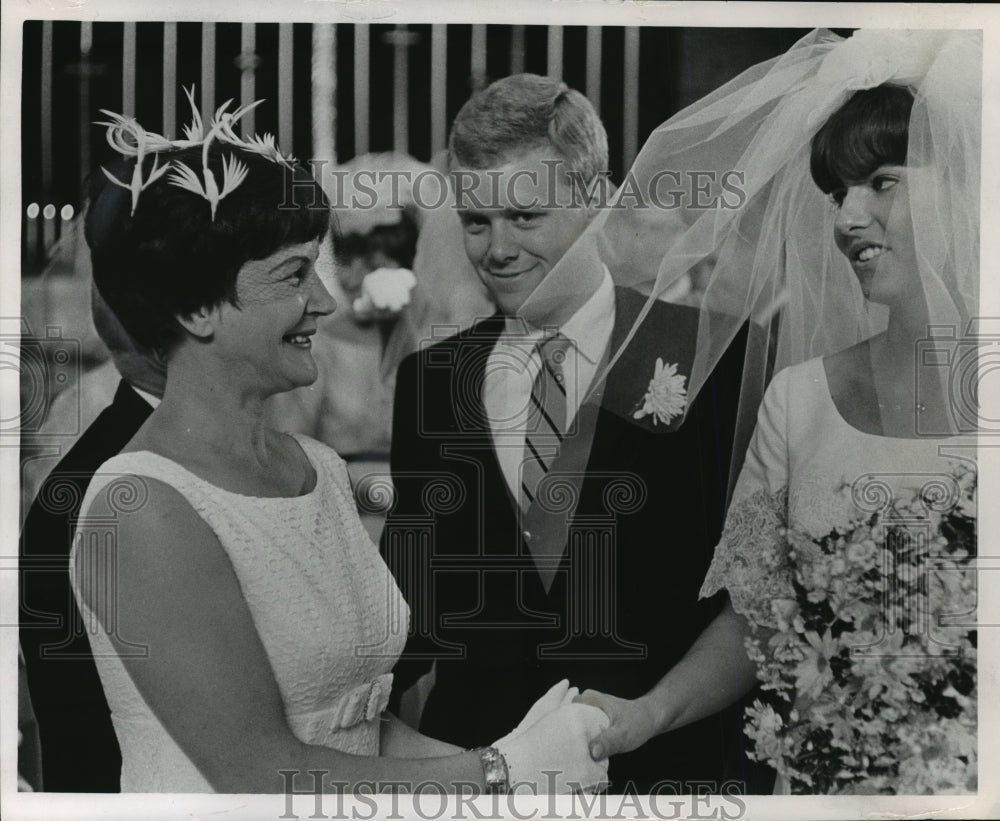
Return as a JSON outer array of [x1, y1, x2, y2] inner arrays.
[[474, 746, 510, 795]]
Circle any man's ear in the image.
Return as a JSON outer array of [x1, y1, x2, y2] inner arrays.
[[175, 305, 216, 340]]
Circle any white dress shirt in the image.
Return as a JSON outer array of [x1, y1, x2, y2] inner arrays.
[[132, 386, 162, 408], [483, 269, 616, 500]]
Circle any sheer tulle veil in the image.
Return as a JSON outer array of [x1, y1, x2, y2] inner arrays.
[[513, 28, 981, 496]]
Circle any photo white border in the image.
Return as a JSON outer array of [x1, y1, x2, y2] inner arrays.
[[1, 2, 998, 819]]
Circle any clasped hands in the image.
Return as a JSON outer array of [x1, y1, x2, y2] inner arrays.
[[490, 681, 659, 794], [573, 688, 659, 762], [490, 679, 609, 794]]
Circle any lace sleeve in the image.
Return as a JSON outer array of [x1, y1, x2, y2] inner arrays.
[[699, 366, 796, 629], [699, 485, 793, 629]]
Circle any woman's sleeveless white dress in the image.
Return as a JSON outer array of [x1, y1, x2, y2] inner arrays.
[[69, 434, 409, 792]]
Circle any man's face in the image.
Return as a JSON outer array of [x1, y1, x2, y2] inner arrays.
[[452, 148, 596, 318]]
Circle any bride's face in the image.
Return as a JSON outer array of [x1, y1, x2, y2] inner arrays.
[[831, 164, 928, 309]]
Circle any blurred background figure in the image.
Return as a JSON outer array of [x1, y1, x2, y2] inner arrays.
[[265, 152, 493, 540], [19, 213, 118, 521]]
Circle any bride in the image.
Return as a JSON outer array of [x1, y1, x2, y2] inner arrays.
[[571, 29, 979, 794], [70, 96, 609, 793]]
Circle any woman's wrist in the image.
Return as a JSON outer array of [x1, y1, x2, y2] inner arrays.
[[473, 746, 510, 794]]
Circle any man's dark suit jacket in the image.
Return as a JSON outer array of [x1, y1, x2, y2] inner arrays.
[[20, 380, 154, 792], [383, 288, 772, 794]]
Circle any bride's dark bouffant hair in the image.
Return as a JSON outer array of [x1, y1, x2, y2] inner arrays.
[[810, 84, 914, 195], [86, 144, 330, 355]]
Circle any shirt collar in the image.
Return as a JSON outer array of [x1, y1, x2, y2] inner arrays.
[[500, 266, 615, 371], [131, 385, 162, 408]]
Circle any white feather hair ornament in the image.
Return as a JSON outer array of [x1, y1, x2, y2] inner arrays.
[[97, 85, 296, 221]]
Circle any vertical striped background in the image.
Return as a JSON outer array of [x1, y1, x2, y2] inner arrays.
[[20, 22, 809, 274]]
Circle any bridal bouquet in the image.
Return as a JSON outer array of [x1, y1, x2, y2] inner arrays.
[[743, 464, 977, 794]]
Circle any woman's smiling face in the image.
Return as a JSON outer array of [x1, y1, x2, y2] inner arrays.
[[831, 164, 929, 310], [211, 238, 337, 394]]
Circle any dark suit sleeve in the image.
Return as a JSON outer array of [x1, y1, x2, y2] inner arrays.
[[19, 381, 153, 792], [381, 352, 435, 711]]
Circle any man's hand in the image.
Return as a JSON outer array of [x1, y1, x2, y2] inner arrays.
[[574, 689, 660, 760]]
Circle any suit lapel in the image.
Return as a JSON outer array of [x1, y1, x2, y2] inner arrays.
[[520, 289, 646, 591], [520, 290, 701, 592], [598, 290, 700, 433], [456, 315, 522, 516]]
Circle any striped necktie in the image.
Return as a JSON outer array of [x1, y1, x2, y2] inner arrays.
[[520, 335, 571, 510]]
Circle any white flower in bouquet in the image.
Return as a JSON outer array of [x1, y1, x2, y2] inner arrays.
[[352, 266, 417, 320], [742, 467, 977, 794]]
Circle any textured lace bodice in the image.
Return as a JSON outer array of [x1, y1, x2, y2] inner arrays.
[[701, 357, 976, 627], [69, 434, 409, 792]]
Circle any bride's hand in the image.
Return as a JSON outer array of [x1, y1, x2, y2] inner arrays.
[[574, 689, 658, 760], [493, 702, 609, 794]]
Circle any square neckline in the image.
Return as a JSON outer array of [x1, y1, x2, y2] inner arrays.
[[815, 357, 966, 444]]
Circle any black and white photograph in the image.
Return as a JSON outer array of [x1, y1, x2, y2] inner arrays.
[[2, 1, 998, 819]]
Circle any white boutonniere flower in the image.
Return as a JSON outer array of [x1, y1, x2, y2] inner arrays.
[[352, 267, 418, 320], [633, 358, 687, 425]]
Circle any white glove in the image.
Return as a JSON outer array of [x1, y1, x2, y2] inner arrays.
[[500, 679, 580, 741], [493, 702, 610, 795], [352, 267, 417, 319]]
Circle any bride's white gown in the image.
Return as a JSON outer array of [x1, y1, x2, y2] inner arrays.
[[70, 434, 409, 792], [700, 357, 976, 794]]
